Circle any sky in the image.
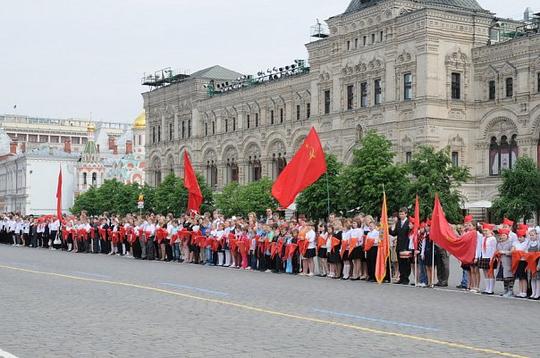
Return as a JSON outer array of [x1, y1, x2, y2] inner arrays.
[[0, 0, 535, 123]]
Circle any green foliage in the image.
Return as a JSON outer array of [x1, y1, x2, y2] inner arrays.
[[215, 178, 277, 218], [296, 154, 343, 220], [407, 146, 471, 223], [491, 157, 540, 223], [71, 173, 213, 216], [339, 131, 410, 216]]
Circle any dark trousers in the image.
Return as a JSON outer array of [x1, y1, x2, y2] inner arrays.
[[146, 238, 156, 260], [436, 247, 449, 285], [366, 246, 378, 280], [398, 256, 411, 283]]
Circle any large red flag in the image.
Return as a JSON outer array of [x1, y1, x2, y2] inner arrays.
[[413, 195, 420, 250], [430, 194, 477, 264], [183, 151, 203, 213], [271, 127, 326, 208], [375, 192, 389, 284], [56, 168, 62, 221]]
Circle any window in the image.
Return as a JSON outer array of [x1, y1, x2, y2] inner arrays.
[[489, 135, 519, 176], [227, 159, 239, 183], [537, 73, 540, 93], [270, 110, 274, 125], [451, 152, 459, 167], [347, 40, 351, 51], [306, 103, 311, 119], [152, 127, 156, 144], [405, 152, 412, 164], [247, 114, 251, 129], [181, 121, 185, 139], [451, 73, 461, 99], [489, 80, 496, 100], [72, 137, 80, 145], [280, 108, 284, 123], [272, 154, 287, 179], [347, 85, 354, 110], [354, 38, 358, 49], [39, 135, 48, 143], [188, 120, 191, 138], [374, 79, 382, 105], [28, 134, 37, 143], [324, 90, 331, 114], [50, 136, 59, 143], [232, 117, 236, 131], [404, 73, 412, 100], [225, 118, 228, 133], [505, 78, 513, 98], [363, 36, 367, 46], [255, 113, 259, 127], [296, 105, 301, 120], [206, 161, 218, 188], [371, 33, 375, 44], [138, 135, 142, 145], [169, 123, 173, 141], [204, 123, 208, 137], [212, 121, 215, 135], [249, 157, 262, 182], [157, 125, 161, 142], [91, 173, 97, 186], [379, 31, 384, 42], [360, 82, 368, 107], [83, 173, 87, 185]]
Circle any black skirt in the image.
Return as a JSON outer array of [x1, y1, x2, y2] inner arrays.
[[478, 258, 493, 270], [305, 248, 316, 258], [349, 246, 362, 260], [515, 261, 527, 279], [327, 249, 341, 264], [317, 247, 327, 258]]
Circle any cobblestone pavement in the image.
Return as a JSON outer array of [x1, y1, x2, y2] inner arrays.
[[0, 245, 538, 358]]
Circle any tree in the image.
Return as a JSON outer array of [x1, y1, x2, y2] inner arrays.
[[491, 156, 540, 224], [407, 145, 470, 223], [215, 178, 277, 218], [154, 173, 186, 216], [71, 186, 100, 215], [339, 131, 409, 216], [296, 154, 343, 220]]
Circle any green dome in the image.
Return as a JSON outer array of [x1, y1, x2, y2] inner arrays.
[[344, 0, 485, 14]]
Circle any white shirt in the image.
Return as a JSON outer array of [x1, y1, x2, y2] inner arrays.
[[509, 231, 518, 245], [49, 220, 60, 231], [481, 236, 497, 259], [350, 228, 363, 246], [306, 229, 316, 249], [367, 229, 380, 246], [145, 224, 156, 236], [513, 240, 528, 252]]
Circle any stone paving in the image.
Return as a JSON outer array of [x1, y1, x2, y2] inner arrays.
[[0, 245, 538, 358]]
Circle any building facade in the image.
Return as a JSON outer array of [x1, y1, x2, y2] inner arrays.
[[143, 0, 540, 208], [0, 113, 146, 214]]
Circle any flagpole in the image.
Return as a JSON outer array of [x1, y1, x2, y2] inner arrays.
[[383, 184, 392, 283], [431, 239, 435, 287], [325, 172, 331, 219]]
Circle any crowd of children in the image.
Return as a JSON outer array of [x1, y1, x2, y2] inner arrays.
[[1, 210, 539, 299]]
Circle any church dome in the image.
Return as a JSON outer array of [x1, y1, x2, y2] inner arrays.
[[133, 111, 146, 129], [344, 0, 485, 14]]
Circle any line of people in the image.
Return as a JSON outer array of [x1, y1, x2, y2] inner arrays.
[[1, 209, 539, 299]]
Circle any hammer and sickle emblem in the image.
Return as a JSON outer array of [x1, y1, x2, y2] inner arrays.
[[305, 144, 316, 160]]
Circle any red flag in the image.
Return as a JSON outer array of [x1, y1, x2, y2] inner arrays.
[[56, 168, 62, 221], [183, 151, 203, 213], [271, 127, 326, 208], [413, 195, 420, 250], [375, 192, 389, 284], [430, 194, 477, 264]]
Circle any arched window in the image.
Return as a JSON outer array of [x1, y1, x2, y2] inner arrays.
[[206, 160, 217, 189], [226, 158, 239, 183], [83, 172, 87, 185], [249, 156, 262, 182], [92, 172, 97, 186], [272, 153, 287, 179], [489, 134, 518, 176]]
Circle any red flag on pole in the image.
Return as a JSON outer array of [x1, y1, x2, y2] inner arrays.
[[183, 151, 203, 213], [375, 192, 389, 284], [56, 168, 63, 221], [430, 194, 477, 264], [413, 194, 420, 250], [271, 127, 326, 208]]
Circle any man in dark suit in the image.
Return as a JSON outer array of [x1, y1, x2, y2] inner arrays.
[[390, 208, 411, 284]]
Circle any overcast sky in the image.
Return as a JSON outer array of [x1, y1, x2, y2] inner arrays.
[[0, 0, 534, 123]]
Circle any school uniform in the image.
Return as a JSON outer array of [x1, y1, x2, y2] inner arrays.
[[349, 228, 363, 260], [513, 240, 529, 280], [145, 223, 156, 260], [365, 229, 380, 281], [390, 219, 411, 284], [478, 235, 497, 270]]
